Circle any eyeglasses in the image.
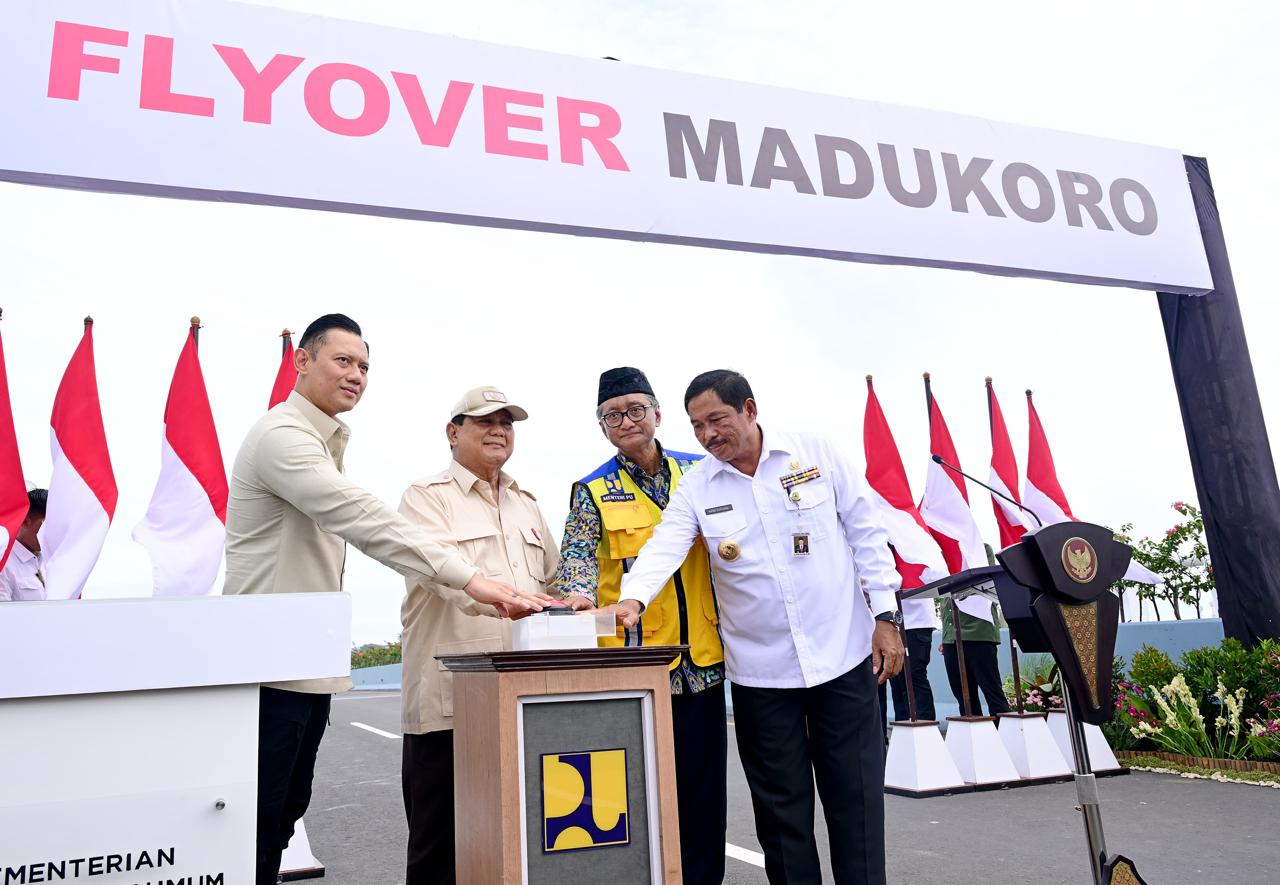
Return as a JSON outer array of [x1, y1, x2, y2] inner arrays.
[[600, 404, 654, 428]]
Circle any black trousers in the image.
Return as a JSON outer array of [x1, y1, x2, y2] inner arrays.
[[888, 628, 936, 723], [731, 658, 886, 885], [403, 729, 455, 885], [672, 681, 729, 885], [942, 641, 1011, 717], [256, 687, 331, 885]]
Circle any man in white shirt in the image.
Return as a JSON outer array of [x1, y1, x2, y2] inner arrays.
[[614, 370, 903, 885], [0, 489, 46, 601]]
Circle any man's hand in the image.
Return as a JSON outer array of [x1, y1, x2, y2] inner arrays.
[[599, 599, 643, 629], [562, 594, 594, 612], [871, 621, 905, 684], [462, 573, 553, 618]]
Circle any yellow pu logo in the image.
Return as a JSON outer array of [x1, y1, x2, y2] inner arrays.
[[541, 748, 630, 852]]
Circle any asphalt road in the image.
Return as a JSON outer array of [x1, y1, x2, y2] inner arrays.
[[301, 692, 1276, 884]]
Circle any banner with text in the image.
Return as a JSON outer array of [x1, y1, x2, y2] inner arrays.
[[0, 0, 1212, 292]]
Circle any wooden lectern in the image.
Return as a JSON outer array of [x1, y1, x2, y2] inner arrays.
[[438, 646, 685, 885]]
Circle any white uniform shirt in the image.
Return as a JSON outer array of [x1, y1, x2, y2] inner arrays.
[[0, 542, 45, 601], [621, 428, 900, 689]]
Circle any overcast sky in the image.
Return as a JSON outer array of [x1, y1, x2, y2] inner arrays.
[[2, 1, 1276, 643]]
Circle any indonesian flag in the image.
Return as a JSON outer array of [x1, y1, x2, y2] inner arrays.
[[986, 379, 1035, 548], [918, 378, 994, 622], [0, 314, 28, 571], [133, 323, 228, 597], [41, 319, 117, 600], [863, 377, 944, 629], [269, 329, 296, 409], [1024, 390, 1159, 584]]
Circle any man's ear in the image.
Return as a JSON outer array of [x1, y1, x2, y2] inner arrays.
[[446, 422, 460, 447], [293, 346, 310, 374], [653, 406, 662, 428], [743, 398, 758, 421]]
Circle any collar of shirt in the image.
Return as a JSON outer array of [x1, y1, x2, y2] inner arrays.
[[10, 541, 38, 565], [615, 440, 672, 504], [286, 390, 351, 455], [447, 458, 518, 498]]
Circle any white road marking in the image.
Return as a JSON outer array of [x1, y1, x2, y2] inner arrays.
[[351, 721, 401, 740], [726, 842, 765, 867]]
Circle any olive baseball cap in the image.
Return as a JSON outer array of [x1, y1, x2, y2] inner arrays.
[[450, 386, 529, 421]]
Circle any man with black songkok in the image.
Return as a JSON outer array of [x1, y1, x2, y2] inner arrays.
[[554, 367, 727, 885]]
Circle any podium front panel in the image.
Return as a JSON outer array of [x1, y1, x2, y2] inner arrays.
[[519, 691, 659, 884]]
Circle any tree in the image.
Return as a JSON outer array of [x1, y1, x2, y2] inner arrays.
[[1114, 502, 1214, 621]]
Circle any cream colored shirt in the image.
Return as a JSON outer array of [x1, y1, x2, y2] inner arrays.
[[224, 391, 479, 694], [399, 459, 559, 734]]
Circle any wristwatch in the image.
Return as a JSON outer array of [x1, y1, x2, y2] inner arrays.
[[874, 610, 903, 627]]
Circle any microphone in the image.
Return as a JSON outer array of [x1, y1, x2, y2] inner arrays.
[[930, 453, 1044, 528]]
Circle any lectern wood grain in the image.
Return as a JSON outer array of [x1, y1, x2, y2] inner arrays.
[[447, 649, 685, 884]]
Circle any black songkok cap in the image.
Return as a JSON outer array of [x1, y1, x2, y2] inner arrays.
[[597, 367, 655, 406]]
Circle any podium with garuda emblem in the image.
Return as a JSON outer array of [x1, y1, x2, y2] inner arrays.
[[437, 646, 684, 885], [995, 521, 1150, 885]]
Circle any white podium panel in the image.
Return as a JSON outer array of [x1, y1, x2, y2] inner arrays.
[[0, 593, 352, 884], [0, 685, 256, 884]]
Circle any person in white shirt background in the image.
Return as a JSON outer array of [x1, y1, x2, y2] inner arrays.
[[0, 488, 46, 601], [613, 369, 903, 885]]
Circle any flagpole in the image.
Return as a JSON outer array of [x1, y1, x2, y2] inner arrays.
[[988, 376, 1026, 715], [281, 327, 292, 356], [926, 371, 975, 719], [190, 316, 201, 350]]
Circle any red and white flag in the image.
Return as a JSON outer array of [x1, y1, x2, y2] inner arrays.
[[1024, 389, 1159, 584], [269, 328, 296, 409], [0, 312, 28, 571], [918, 376, 994, 622], [41, 319, 117, 600], [986, 379, 1034, 548], [133, 322, 228, 597], [863, 377, 944, 629]]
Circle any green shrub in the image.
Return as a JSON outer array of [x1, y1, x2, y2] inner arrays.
[[1181, 638, 1280, 723], [1129, 645, 1178, 693], [352, 641, 402, 669]]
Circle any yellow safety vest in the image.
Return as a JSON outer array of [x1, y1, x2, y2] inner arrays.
[[582, 452, 723, 669]]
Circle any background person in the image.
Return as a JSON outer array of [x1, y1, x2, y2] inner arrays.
[[0, 488, 46, 601], [397, 385, 560, 885], [554, 366, 727, 885], [223, 315, 545, 885]]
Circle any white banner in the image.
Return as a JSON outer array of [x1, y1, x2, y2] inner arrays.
[[0, 0, 1212, 292]]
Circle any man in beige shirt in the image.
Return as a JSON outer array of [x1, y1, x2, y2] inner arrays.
[[398, 385, 560, 885], [224, 316, 547, 885]]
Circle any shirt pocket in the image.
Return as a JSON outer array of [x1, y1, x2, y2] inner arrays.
[[437, 636, 504, 719], [520, 525, 547, 580], [455, 522, 501, 569], [781, 479, 832, 538], [599, 500, 655, 560]]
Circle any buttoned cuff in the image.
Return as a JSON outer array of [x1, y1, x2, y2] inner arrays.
[[868, 588, 897, 619], [435, 558, 480, 592]]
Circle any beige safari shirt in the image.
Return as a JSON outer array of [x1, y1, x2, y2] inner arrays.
[[224, 391, 479, 694], [399, 460, 559, 734]]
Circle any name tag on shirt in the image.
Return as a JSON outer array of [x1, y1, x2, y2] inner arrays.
[[601, 493, 636, 502], [705, 504, 734, 515]]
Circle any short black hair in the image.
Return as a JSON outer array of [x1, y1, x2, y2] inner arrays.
[[299, 314, 365, 357], [26, 488, 47, 519], [684, 369, 754, 412]]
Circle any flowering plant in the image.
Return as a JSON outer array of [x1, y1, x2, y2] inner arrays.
[[1003, 655, 1064, 711], [1131, 674, 1249, 760], [1245, 692, 1280, 761]]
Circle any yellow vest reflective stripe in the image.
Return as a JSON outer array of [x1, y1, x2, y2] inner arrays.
[[583, 454, 723, 669]]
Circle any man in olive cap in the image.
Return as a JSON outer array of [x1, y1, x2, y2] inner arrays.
[[398, 385, 561, 885], [554, 367, 727, 884]]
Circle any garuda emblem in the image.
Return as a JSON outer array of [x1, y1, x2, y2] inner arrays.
[[1061, 537, 1098, 584]]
